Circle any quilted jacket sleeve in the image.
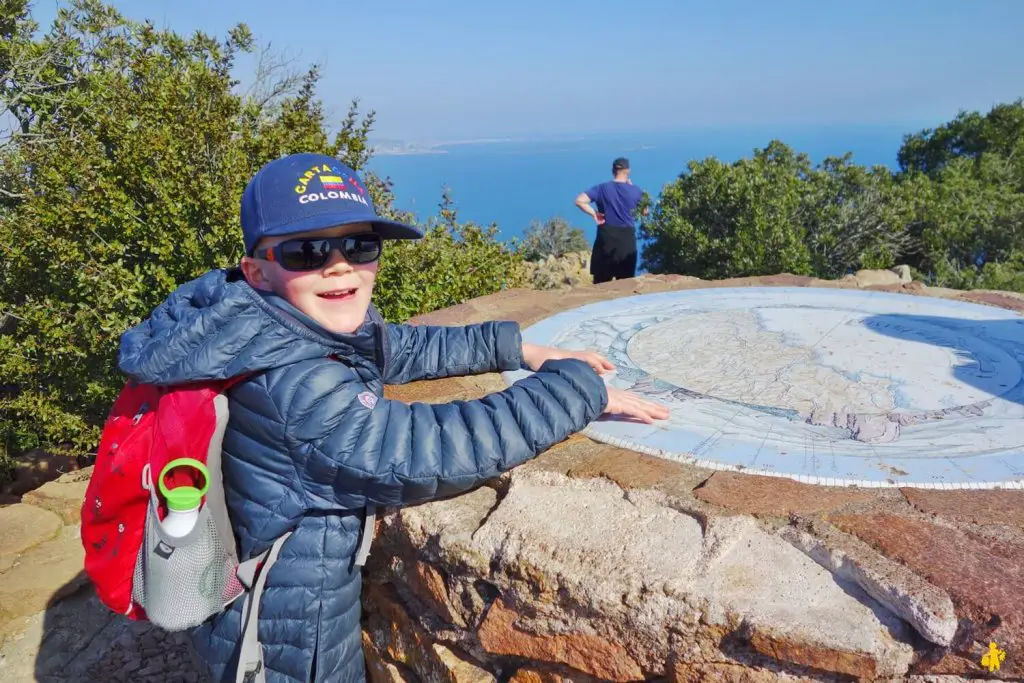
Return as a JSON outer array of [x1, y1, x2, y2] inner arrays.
[[281, 357, 607, 509], [383, 321, 523, 385]]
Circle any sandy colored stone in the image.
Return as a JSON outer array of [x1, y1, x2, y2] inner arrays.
[[510, 665, 601, 682], [21, 476, 89, 525], [364, 583, 493, 683], [865, 282, 924, 294], [377, 485, 498, 575], [911, 650, 982, 677], [477, 598, 643, 682], [901, 488, 1024, 529], [515, 434, 604, 477], [364, 643, 411, 679], [717, 274, 816, 288], [566, 445, 712, 494], [363, 583, 433, 669], [431, 642, 495, 683], [779, 520, 957, 646], [670, 661, 828, 683], [918, 286, 968, 300], [0, 526, 88, 644], [0, 503, 62, 572], [746, 627, 883, 679], [363, 631, 413, 683], [693, 471, 874, 517], [468, 471, 913, 678], [409, 288, 563, 327], [892, 265, 913, 282], [845, 268, 902, 287]]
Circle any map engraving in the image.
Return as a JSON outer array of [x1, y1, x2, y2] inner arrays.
[[503, 288, 1024, 488]]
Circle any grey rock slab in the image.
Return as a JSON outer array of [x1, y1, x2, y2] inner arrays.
[[693, 515, 915, 678], [380, 485, 499, 574], [779, 522, 958, 647], [467, 470, 915, 678], [0, 504, 62, 573]]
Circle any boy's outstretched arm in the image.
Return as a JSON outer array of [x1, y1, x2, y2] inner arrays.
[[281, 356, 608, 509], [383, 320, 523, 385]]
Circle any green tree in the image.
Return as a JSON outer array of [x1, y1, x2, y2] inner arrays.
[[641, 141, 815, 279], [898, 99, 1024, 183], [896, 101, 1024, 288], [801, 154, 914, 278], [0, 0, 522, 477], [373, 188, 527, 322], [902, 154, 1024, 288], [518, 216, 589, 261]]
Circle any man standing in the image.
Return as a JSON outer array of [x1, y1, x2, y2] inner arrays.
[[575, 157, 646, 284]]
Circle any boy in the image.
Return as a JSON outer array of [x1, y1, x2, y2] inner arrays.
[[118, 152, 668, 683]]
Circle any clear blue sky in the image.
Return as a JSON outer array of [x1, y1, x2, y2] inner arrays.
[[34, 0, 1024, 141]]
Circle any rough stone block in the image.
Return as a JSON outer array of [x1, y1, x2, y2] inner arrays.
[[477, 599, 643, 682], [832, 512, 1024, 678], [779, 521, 957, 646], [0, 526, 87, 643], [0, 503, 62, 572], [21, 477, 89, 525], [901, 488, 1024, 529], [693, 472, 873, 517], [405, 560, 467, 628], [364, 583, 493, 683]]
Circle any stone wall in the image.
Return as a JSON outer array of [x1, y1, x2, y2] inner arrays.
[[371, 271, 1024, 683], [2, 269, 1022, 682]]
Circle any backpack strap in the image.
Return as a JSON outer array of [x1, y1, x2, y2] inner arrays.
[[235, 531, 291, 683], [353, 504, 376, 567]]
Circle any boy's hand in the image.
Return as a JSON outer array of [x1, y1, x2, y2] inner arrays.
[[522, 342, 615, 375], [603, 387, 670, 424]]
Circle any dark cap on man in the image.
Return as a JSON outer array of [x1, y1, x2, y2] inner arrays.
[[612, 157, 630, 172]]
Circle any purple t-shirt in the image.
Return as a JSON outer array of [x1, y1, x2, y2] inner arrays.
[[584, 181, 644, 227]]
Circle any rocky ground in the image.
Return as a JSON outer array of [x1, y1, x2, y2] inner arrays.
[[2, 270, 1022, 682]]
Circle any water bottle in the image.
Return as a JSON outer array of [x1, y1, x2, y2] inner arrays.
[[158, 458, 209, 538]]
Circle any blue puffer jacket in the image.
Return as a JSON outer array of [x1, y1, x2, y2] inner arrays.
[[118, 268, 608, 683]]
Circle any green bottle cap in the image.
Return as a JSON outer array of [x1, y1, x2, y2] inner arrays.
[[159, 458, 210, 512]]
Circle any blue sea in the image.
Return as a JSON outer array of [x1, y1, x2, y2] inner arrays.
[[367, 125, 915, 246]]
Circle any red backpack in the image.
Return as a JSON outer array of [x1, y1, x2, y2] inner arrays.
[[81, 376, 291, 682]]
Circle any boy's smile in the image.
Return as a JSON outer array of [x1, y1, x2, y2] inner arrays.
[[242, 222, 379, 335]]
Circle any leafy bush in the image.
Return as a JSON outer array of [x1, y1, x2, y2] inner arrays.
[[374, 189, 527, 322], [0, 1, 523, 476], [641, 141, 910, 279], [642, 101, 1024, 289], [518, 217, 590, 261], [898, 103, 1024, 288]]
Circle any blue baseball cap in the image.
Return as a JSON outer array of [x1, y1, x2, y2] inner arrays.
[[241, 152, 422, 254]]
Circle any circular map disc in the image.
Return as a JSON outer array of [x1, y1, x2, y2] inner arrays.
[[502, 287, 1024, 489]]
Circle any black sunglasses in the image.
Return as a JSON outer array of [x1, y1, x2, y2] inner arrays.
[[254, 233, 382, 271]]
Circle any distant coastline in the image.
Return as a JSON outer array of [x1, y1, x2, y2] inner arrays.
[[368, 125, 911, 243], [370, 134, 591, 156]]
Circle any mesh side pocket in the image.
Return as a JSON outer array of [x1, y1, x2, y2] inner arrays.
[[133, 500, 241, 631]]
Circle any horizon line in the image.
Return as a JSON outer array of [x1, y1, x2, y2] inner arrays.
[[367, 120, 941, 151]]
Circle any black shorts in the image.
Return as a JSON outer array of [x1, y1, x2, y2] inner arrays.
[[590, 224, 637, 284]]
